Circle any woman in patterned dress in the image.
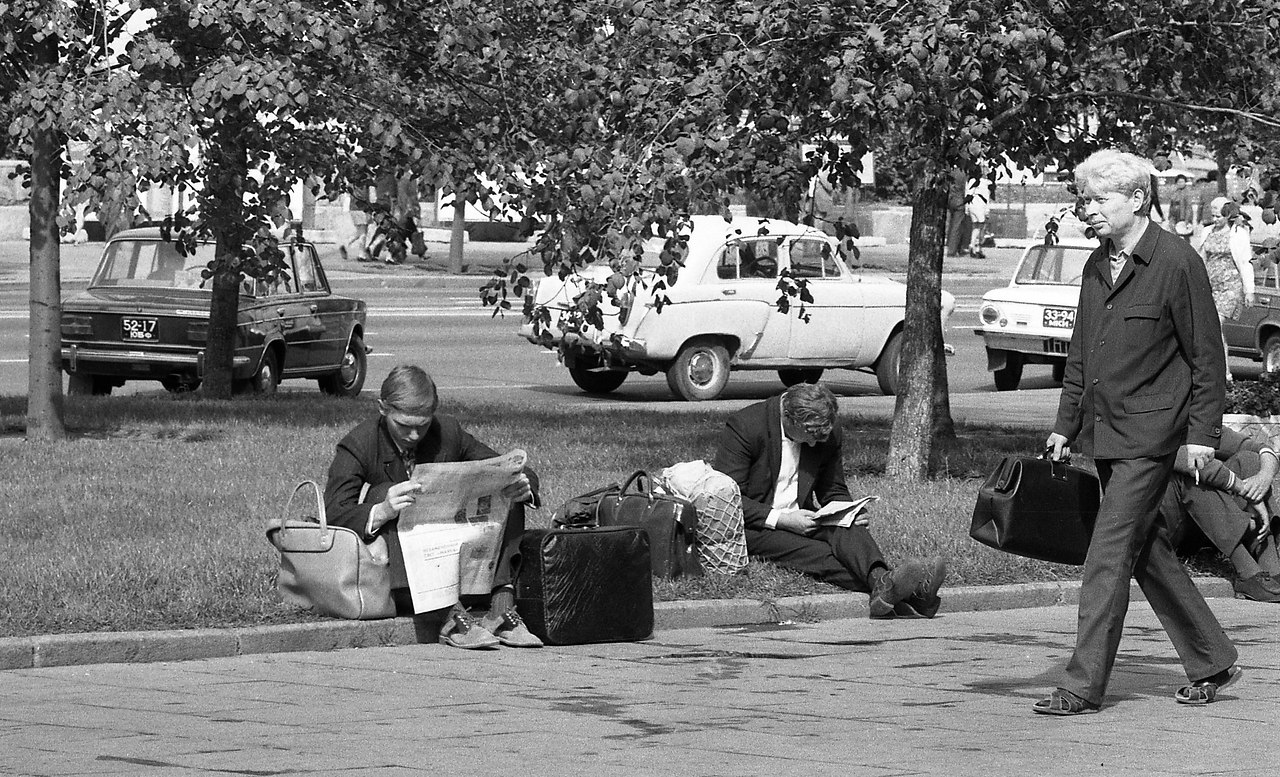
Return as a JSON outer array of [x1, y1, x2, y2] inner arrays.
[[1194, 196, 1254, 381]]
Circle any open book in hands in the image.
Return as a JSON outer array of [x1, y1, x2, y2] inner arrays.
[[813, 496, 879, 529]]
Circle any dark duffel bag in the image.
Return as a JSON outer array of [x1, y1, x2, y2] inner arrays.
[[516, 526, 654, 645], [970, 454, 1101, 566], [595, 470, 703, 579]]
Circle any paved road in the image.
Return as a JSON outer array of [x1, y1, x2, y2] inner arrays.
[[3, 598, 1274, 776]]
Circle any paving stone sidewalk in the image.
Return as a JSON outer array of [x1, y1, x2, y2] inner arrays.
[[3, 597, 1274, 777]]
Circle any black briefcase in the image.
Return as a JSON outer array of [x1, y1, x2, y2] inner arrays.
[[516, 526, 654, 645], [595, 471, 703, 579], [970, 455, 1101, 565]]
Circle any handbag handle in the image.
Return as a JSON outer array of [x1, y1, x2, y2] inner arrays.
[[618, 470, 654, 500], [1038, 449, 1073, 482], [277, 480, 329, 536]]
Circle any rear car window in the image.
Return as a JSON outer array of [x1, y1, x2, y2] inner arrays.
[[92, 240, 209, 289]]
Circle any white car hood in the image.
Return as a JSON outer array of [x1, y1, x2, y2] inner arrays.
[[983, 284, 1078, 307]]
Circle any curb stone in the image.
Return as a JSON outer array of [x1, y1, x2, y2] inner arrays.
[[0, 578, 1234, 671]]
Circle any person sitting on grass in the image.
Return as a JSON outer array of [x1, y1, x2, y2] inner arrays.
[[324, 364, 543, 650], [712, 383, 947, 618], [1161, 427, 1280, 602]]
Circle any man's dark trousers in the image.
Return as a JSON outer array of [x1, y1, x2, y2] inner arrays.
[[1064, 454, 1238, 703], [745, 524, 885, 592]]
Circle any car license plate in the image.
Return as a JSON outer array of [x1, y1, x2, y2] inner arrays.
[[1043, 308, 1075, 329], [122, 317, 158, 341]]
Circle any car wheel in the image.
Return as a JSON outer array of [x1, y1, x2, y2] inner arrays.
[[994, 353, 1023, 391], [667, 338, 731, 401], [161, 376, 201, 394], [245, 349, 280, 395], [319, 336, 367, 397], [1052, 361, 1066, 384], [778, 368, 824, 387], [569, 367, 628, 394], [875, 331, 903, 395], [1265, 335, 1280, 373], [68, 373, 113, 396]]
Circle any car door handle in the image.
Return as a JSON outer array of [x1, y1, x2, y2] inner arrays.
[[722, 289, 737, 296]]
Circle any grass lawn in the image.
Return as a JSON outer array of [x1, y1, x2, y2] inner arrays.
[[0, 394, 1227, 638]]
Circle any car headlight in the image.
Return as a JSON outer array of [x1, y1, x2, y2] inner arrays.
[[979, 304, 1001, 325]]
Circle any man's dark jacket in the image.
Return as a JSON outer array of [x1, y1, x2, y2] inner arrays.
[[712, 396, 851, 530], [324, 414, 538, 589], [1054, 221, 1225, 458]]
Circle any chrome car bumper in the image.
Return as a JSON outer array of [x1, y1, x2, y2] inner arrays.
[[62, 345, 251, 374]]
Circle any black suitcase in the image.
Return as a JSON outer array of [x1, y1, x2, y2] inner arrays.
[[516, 526, 653, 645]]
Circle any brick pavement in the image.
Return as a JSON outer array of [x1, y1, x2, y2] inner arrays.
[[2, 598, 1274, 777]]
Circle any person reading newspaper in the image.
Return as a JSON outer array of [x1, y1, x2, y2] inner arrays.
[[712, 383, 947, 618], [325, 364, 542, 649]]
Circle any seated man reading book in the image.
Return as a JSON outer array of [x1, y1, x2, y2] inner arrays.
[[712, 383, 947, 618]]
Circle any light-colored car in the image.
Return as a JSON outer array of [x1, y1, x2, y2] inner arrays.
[[61, 228, 368, 396], [974, 240, 1095, 390], [520, 216, 956, 401]]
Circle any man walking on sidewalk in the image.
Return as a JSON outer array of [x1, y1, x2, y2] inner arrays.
[[1039, 149, 1240, 715]]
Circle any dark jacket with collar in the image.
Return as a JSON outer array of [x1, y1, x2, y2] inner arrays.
[[712, 396, 852, 530], [324, 414, 539, 589], [1053, 220, 1225, 458]]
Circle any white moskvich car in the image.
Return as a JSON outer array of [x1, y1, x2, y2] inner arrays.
[[520, 215, 956, 401]]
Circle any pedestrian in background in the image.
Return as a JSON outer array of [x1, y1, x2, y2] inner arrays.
[[1039, 149, 1240, 716], [1166, 174, 1197, 239], [1194, 195, 1254, 382], [965, 178, 990, 259]]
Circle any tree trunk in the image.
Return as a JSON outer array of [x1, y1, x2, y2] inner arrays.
[[886, 180, 955, 480], [26, 35, 66, 442], [450, 198, 466, 273], [199, 122, 249, 398]]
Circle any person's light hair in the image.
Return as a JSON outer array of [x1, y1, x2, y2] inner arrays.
[[782, 383, 837, 440], [380, 364, 438, 415], [1074, 149, 1157, 216]]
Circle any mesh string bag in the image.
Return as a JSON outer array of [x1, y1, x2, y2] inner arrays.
[[658, 460, 748, 574]]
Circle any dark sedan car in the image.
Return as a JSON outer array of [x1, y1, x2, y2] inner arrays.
[[1224, 242, 1280, 372], [61, 228, 368, 396]]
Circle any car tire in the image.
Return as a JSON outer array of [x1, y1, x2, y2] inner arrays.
[[1264, 334, 1280, 373], [667, 338, 731, 401], [994, 353, 1023, 391], [319, 335, 367, 397], [778, 368, 824, 387], [68, 373, 113, 396], [244, 349, 280, 395], [161, 376, 201, 394], [569, 367, 628, 394], [1052, 361, 1066, 384], [875, 331, 903, 396]]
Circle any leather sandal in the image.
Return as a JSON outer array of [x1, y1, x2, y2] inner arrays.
[[1032, 689, 1100, 716], [1175, 665, 1243, 705]]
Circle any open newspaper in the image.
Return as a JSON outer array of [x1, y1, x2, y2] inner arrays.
[[395, 449, 527, 613], [813, 495, 879, 529]]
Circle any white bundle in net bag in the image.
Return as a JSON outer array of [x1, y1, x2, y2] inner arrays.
[[658, 460, 748, 574]]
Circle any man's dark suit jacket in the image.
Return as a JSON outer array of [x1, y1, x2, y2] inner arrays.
[[325, 414, 538, 590], [713, 396, 852, 531], [1054, 221, 1225, 458]]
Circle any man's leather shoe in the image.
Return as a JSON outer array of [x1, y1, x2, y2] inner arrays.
[[896, 557, 947, 618], [439, 606, 499, 649], [869, 561, 929, 618], [1233, 572, 1280, 603], [481, 608, 544, 648]]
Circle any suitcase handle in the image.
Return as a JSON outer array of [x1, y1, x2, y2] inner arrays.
[[618, 470, 655, 501], [1038, 449, 1073, 483]]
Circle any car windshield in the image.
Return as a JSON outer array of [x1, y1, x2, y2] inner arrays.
[[1014, 244, 1092, 286], [92, 239, 210, 290]]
